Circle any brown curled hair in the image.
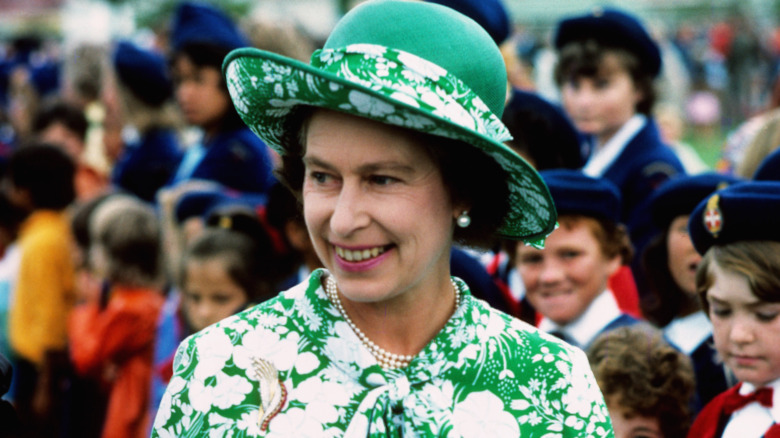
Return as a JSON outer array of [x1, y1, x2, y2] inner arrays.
[[588, 325, 696, 438]]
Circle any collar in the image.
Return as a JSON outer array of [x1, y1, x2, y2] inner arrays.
[[582, 114, 646, 177], [736, 378, 780, 426], [664, 310, 712, 355], [538, 289, 620, 349]]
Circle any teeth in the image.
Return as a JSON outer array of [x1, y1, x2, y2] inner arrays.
[[335, 246, 386, 262]]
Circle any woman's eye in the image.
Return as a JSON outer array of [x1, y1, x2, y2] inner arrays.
[[756, 312, 779, 323], [370, 175, 397, 186], [308, 171, 330, 184]]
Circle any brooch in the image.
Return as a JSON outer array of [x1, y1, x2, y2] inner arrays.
[[252, 356, 287, 431]]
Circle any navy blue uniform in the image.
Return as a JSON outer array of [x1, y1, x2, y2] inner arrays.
[[171, 127, 275, 195], [112, 128, 183, 203]]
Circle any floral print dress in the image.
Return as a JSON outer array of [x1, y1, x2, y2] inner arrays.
[[152, 270, 614, 437]]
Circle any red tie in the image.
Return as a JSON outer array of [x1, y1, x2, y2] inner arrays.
[[722, 387, 774, 414]]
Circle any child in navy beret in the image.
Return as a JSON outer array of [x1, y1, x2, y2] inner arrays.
[[553, 7, 686, 264], [111, 40, 183, 204], [643, 172, 742, 412], [166, 2, 275, 196], [687, 181, 780, 438], [514, 169, 639, 350]]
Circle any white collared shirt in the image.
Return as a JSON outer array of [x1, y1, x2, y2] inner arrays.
[[664, 310, 713, 355], [722, 378, 780, 438], [582, 114, 647, 177], [538, 289, 621, 349]]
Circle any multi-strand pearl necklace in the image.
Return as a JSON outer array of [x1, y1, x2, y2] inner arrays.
[[325, 275, 461, 370]]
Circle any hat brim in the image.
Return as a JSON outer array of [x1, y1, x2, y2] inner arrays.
[[224, 46, 556, 244]]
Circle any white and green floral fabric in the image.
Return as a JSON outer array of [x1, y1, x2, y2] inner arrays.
[[152, 269, 614, 437]]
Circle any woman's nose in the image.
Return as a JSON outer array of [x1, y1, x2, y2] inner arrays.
[[329, 182, 370, 236]]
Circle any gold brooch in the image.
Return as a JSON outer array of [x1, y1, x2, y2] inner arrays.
[[252, 356, 287, 431]]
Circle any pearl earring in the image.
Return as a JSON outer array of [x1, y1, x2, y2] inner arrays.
[[456, 211, 471, 228]]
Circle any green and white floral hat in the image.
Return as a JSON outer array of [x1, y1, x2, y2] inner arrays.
[[223, 0, 556, 245]]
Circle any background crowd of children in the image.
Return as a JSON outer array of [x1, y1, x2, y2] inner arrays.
[[1, 0, 780, 437]]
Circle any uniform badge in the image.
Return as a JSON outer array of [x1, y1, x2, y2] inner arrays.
[[252, 356, 287, 431], [703, 194, 723, 237]]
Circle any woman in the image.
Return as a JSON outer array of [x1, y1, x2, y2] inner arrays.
[[152, 2, 612, 436]]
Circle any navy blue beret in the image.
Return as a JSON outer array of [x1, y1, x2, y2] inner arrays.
[[649, 172, 744, 229], [753, 147, 780, 181], [554, 7, 662, 78], [503, 88, 585, 170], [688, 181, 780, 254], [175, 188, 266, 224], [113, 41, 172, 107], [29, 62, 60, 97], [425, 0, 511, 45], [540, 169, 621, 223], [170, 2, 249, 53]]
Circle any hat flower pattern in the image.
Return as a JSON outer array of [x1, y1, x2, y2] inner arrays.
[[225, 44, 556, 245]]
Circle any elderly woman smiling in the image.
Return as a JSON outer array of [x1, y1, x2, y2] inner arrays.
[[152, 1, 613, 437]]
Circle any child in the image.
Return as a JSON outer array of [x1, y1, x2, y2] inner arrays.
[[642, 173, 742, 410], [589, 325, 696, 438], [166, 2, 275, 195], [68, 195, 165, 438], [687, 181, 780, 438], [179, 204, 286, 332], [5, 143, 76, 436], [553, 7, 685, 262], [515, 169, 638, 349], [148, 203, 288, 426], [110, 40, 182, 203]]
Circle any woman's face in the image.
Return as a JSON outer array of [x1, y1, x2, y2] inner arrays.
[[183, 257, 248, 332], [171, 55, 231, 131], [516, 218, 621, 325], [707, 260, 780, 387], [666, 215, 700, 296], [560, 53, 642, 145], [303, 110, 457, 304]]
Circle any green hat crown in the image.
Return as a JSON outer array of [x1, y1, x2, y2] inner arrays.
[[323, 0, 508, 118]]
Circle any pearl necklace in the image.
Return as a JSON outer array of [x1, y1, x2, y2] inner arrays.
[[325, 275, 461, 370]]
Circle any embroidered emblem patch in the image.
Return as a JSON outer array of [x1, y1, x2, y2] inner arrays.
[[703, 194, 723, 238], [252, 356, 286, 431]]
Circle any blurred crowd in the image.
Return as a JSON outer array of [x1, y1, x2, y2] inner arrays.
[[0, 0, 779, 437]]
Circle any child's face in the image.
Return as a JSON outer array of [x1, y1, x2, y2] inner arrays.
[[707, 260, 780, 387], [607, 397, 663, 438], [183, 257, 248, 332], [560, 53, 642, 143], [666, 215, 701, 296], [516, 218, 621, 325], [171, 55, 231, 130]]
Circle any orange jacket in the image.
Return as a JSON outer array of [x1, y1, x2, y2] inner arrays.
[[69, 285, 163, 438]]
